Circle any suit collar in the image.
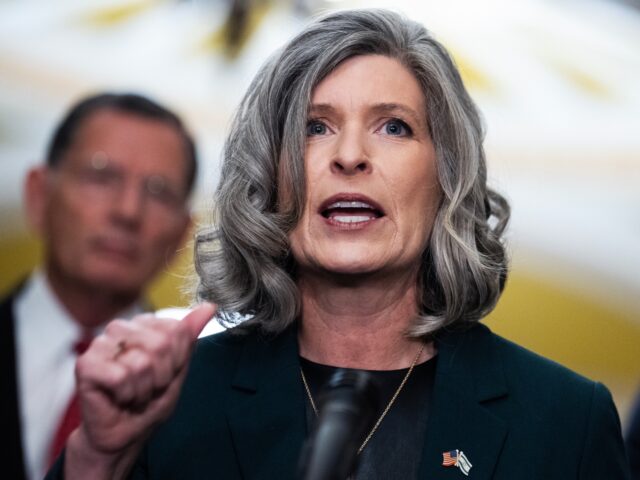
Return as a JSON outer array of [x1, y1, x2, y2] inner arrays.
[[418, 323, 509, 479], [227, 326, 307, 479]]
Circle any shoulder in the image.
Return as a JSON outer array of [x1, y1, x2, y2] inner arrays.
[[448, 322, 596, 392], [487, 326, 597, 396], [182, 324, 293, 395], [186, 327, 255, 384], [490, 328, 622, 429], [484, 324, 615, 418], [471, 325, 624, 455], [439, 322, 618, 425], [449, 324, 629, 477]]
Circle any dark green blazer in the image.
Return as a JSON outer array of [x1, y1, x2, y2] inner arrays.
[[49, 322, 630, 479]]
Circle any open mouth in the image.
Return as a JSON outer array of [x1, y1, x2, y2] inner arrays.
[[319, 196, 385, 225]]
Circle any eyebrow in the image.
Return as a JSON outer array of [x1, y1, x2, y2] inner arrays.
[[308, 102, 425, 127], [370, 103, 424, 127], [308, 103, 338, 117]]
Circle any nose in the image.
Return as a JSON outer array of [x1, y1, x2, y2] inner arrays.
[[111, 180, 144, 228], [330, 126, 372, 175]]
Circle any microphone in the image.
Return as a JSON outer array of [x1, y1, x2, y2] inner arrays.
[[298, 369, 379, 480]]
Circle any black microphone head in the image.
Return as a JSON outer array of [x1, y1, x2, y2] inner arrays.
[[299, 369, 380, 480], [320, 369, 379, 407]]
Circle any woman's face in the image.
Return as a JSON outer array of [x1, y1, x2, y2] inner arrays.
[[289, 54, 441, 279]]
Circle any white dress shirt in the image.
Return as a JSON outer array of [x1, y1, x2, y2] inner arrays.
[[14, 271, 144, 480]]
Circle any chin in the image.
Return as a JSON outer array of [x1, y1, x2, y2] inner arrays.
[[295, 244, 391, 277], [318, 257, 384, 276]]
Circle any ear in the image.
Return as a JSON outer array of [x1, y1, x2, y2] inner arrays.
[[177, 213, 193, 248], [166, 211, 193, 263], [23, 166, 50, 235]]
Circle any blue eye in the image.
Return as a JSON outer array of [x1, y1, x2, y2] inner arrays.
[[306, 121, 327, 136], [384, 119, 412, 136]]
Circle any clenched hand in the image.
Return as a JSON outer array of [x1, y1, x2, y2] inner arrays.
[[62, 303, 216, 480]]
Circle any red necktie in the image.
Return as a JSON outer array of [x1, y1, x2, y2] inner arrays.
[[47, 336, 93, 466]]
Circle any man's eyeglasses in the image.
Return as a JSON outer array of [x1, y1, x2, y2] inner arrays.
[[54, 152, 188, 215]]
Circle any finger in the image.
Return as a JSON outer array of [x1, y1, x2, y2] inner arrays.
[[160, 303, 217, 367], [106, 320, 176, 387], [115, 348, 156, 408], [76, 343, 136, 406], [118, 364, 191, 437], [182, 303, 217, 341], [140, 318, 191, 376]]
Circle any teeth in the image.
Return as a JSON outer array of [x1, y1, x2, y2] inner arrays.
[[333, 215, 373, 223], [327, 201, 374, 209]]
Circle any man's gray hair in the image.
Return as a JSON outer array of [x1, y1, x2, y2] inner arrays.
[[195, 8, 510, 337]]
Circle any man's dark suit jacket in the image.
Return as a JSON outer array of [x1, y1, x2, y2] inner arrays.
[[0, 290, 28, 480], [48, 322, 630, 479], [1, 283, 154, 480]]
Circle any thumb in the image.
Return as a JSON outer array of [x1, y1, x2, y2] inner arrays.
[[183, 302, 217, 340]]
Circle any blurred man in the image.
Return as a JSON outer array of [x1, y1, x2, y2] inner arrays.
[[0, 93, 197, 480]]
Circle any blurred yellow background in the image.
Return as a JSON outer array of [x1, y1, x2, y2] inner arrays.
[[1, 0, 639, 424]]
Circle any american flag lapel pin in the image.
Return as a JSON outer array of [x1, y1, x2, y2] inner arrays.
[[442, 449, 473, 476]]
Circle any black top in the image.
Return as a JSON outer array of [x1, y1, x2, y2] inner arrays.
[[299, 355, 437, 480]]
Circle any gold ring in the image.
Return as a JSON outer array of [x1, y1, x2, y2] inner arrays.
[[114, 340, 127, 360]]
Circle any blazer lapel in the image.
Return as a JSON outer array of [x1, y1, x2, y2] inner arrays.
[[418, 324, 509, 480], [226, 327, 307, 479]]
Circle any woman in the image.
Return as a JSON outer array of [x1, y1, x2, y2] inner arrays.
[[50, 9, 629, 480]]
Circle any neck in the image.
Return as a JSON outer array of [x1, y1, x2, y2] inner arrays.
[[45, 266, 140, 330], [297, 269, 435, 370]]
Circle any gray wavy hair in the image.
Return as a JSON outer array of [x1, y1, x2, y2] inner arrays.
[[195, 8, 510, 338]]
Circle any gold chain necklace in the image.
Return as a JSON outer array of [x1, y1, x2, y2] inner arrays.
[[299, 343, 425, 455]]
